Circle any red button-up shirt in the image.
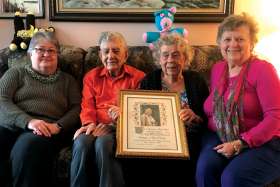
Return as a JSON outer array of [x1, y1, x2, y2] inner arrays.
[[80, 65, 145, 126]]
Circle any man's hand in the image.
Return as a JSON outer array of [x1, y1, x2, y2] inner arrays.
[[92, 123, 114, 137], [107, 105, 120, 122], [73, 123, 96, 140]]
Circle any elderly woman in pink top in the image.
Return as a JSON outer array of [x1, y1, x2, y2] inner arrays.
[[196, 13, 280, 187]]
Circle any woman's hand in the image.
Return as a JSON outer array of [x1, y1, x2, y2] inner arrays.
[[179, 107, 201, 125], [28, 119, 52, 137], [28, 120, 62, 137], [46, 123, 61, 135], [73, 123, 96, 140], [213, 140, 241, 158]]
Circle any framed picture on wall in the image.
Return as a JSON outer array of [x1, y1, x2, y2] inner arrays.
[[49, 0, 234, 22], [0, 0, 44, 18], [116, 90, 189, 159]]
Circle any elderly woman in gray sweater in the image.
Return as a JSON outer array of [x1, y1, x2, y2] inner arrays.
[[0, 32, 81, 187]]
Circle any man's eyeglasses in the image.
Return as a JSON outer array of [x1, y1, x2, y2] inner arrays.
[[34, 48, 57, 55]]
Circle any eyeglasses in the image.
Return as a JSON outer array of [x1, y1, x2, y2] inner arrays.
[[34, 48, 57, 55]]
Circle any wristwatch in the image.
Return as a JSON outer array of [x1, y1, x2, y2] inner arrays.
[[231, 138, 249, 155], [239, 138, 249, 150], [56, 123, 63, 131]]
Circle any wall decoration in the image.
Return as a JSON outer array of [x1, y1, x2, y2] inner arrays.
[[0, 0, 44, 18], [49, 0, 234, 22]]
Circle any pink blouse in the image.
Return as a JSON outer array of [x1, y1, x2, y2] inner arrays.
[[204, 58, 280, 147]]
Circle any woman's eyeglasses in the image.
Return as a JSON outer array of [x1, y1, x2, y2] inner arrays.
[[34, 48, 57, 55]]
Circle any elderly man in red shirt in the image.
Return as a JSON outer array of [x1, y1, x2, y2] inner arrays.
[[70, 32, 145, 187]]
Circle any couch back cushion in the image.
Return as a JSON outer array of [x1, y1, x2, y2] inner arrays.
[[84, 45, 222, 83], [0, 45, 222, 85], [59, 45, 86, 84], [0, 48, 11, 77], [190, 45, 222, 83]]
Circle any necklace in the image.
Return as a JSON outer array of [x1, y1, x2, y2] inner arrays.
[[25, 64, 61, 84]]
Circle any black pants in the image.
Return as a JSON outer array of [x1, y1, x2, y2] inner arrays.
[[0, 126, 63, 187]]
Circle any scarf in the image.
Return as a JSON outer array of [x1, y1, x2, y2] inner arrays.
[[213, 61, 250, 142]]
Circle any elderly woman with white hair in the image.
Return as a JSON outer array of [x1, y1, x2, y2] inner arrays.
[[137, 33, 209, 187]]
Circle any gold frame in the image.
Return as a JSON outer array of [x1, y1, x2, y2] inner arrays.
[[116, 90, 189, 159]]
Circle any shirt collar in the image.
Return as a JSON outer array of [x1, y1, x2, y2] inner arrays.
[[99, 64, 133, 78]]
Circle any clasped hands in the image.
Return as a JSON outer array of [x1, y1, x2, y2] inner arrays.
[[214, 140, 242, 158], [28, 119, 61, 137]]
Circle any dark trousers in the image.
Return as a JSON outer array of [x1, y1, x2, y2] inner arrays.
[[0, 126, 60, 187], [70, 134, 97, 187], [71, 133, 125, 187], [196, 131, 280, 187]]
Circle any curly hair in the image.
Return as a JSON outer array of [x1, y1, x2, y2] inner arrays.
[[152, 33, 192, 67], [217, 13, 259, 47]]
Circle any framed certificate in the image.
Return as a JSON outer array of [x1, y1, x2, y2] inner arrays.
[[116, 90, 189, 159]]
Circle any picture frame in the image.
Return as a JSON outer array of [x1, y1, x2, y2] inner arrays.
[[116, 90, 189, 159], [0, 0, 45, 19], [49, 0, 234, 22]]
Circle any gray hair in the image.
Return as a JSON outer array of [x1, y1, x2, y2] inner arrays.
[[152, 33, 192, 66], [28, 31, 60, 53], [217, 13, 259, 47], [98, 31, 128, 50]]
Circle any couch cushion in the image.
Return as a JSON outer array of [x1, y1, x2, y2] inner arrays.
[[190, 45, 222, 84], [0, 48, 10, 78], [7, 50, 31, 68], [59, 45, 86, 85]]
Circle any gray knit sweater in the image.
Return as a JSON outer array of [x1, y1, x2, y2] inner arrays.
[[0, 65, 81, 132]]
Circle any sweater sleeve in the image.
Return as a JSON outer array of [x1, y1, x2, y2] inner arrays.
[[241, 62, 280, 147], [56, 74, 81, 132], [186, 71, 209, 133], [0, 68, 33, 129], [195, 73, 210, 123]]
